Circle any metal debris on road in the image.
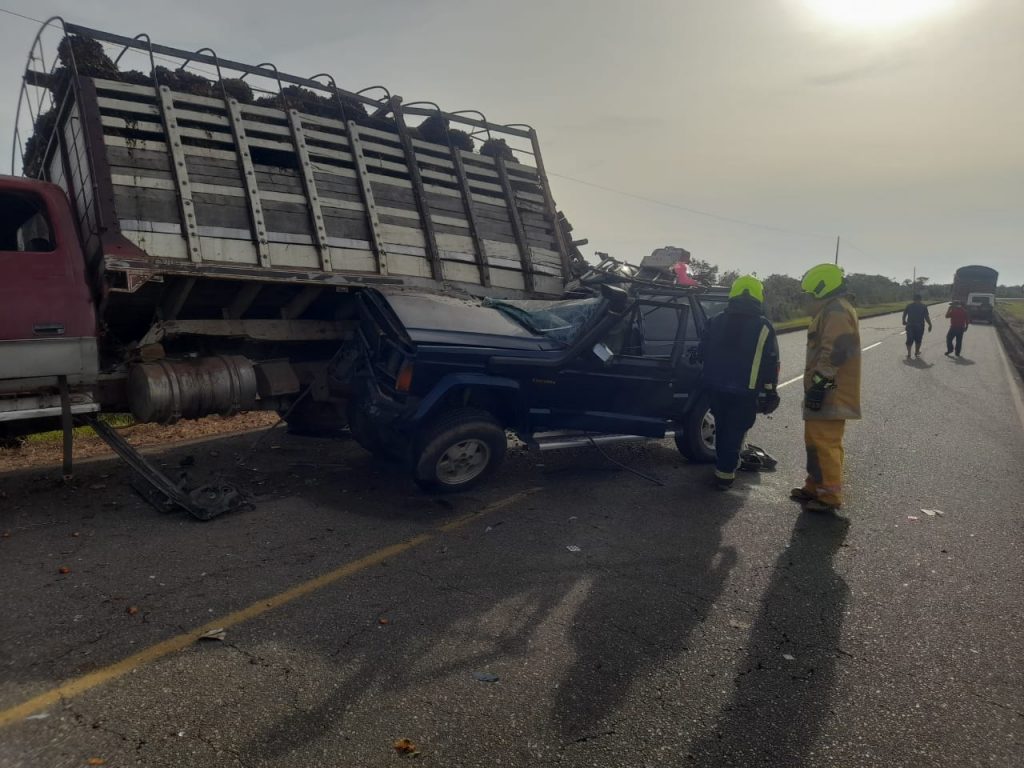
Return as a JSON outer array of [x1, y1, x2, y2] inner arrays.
[[197, 628, 226, 642], [566, 545, 581, 552], [921, 508, 945, 517], [782, 653, 796, 661], [24, 712, 50, 720], [472, 671, 499, 683], [907, 516, 920, 521]]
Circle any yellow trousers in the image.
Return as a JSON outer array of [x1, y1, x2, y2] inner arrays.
[[802, 420, 846, 507]]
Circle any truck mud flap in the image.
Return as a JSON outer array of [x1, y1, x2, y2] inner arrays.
[[82, 415, 243, 521]]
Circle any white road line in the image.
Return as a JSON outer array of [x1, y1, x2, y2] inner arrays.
[[778, 339, 886, 389]]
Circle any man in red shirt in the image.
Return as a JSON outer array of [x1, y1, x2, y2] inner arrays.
[[945, 301, 970, 357]]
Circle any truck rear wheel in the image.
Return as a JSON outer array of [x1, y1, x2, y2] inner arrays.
[[675, 394, 716, 463], [411, 407, 507, 493]]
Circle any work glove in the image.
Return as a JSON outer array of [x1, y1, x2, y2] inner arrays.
[[758, 391, 780, 415], [804, 373, 835, 412]]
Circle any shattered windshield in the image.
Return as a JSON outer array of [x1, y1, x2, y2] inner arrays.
[[482, 297, 604, 345]]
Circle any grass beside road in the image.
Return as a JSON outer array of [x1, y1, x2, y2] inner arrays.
[[996, 300, 1024, 323], [774, 301, 928, 333]]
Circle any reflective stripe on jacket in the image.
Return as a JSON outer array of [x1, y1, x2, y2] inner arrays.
[[803, 295, 861, 420], [700, 296, 780, 395]]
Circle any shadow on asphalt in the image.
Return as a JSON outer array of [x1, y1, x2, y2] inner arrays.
[[901, 357, 935, 369], [235, 442, 758, 761], [549, 474, 752, 741], [687, 512, 850, 765], [952, 356, 976, 366]]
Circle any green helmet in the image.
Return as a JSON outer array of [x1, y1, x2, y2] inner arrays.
[[801, 263, 845, 299], [728, 275, 764, 304]]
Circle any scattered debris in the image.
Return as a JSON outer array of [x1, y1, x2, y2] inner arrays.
[[71, 532, 80, 538], [24, 712, 50, 720], [782, 653, 796, 661], [568, 516, 578, 522], [126, 606, 139, 616], [378, 617, 391, 626], [1, 531, 10, 538], [921, 508, 944, 517], [472, 671, 499, 683], [58, 566, 71, 574], [566, 545, 581, 553], [393, 738, 420, 757], [907, 516, 919, 522], [197, 628, 226, 642]]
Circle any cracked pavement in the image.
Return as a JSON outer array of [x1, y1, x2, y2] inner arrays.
[[0, 313, 1022, 767]]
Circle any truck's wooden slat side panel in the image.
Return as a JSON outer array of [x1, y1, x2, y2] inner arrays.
[[82, 76, 563, 295]]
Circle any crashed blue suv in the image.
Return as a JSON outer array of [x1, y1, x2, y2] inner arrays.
[[345, 283, 729, 492]]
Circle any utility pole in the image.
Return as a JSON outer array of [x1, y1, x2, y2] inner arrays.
[[834, 236, 840, 264]]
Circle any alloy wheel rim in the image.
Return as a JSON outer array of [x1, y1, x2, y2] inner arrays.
[[436, 439, 491, 485], [700, 409, 716, 450]]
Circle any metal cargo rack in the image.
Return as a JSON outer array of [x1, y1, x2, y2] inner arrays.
[[13, 19, 585, 315]]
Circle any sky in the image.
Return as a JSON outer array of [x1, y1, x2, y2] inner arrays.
[[1, 0, 1021, 285]]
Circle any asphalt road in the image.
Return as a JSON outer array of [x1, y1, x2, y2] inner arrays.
[[1, 310, 1022, 767]]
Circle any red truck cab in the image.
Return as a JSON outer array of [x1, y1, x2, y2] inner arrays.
[[0, 176, 100, 427]]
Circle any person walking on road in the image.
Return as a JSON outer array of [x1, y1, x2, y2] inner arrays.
[[790, 264, 861, 514], [699, 276, 780, 490], [901, 293, 932, 359], [945, 301, 970, 357]]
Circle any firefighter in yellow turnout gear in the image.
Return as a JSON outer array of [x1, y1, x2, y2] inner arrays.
[[790, 263, 861, 514]]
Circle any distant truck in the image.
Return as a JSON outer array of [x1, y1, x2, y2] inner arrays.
[[952, 265, 999, 322]]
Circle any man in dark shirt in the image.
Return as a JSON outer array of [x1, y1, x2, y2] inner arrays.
[[945, 301, 970, 357], [901, 294, 932, 359], [699, 276, 780, 490]]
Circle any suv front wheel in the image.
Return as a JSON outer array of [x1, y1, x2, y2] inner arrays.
[[675, 394, 716, 463], [411, 407, 507, 492]]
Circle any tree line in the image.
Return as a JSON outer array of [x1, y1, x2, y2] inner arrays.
[[684, 259, 1022, 323]]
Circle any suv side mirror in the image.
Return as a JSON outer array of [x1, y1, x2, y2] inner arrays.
[[600, 283, 630, 313]]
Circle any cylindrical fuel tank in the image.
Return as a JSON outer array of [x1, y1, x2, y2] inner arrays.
[[128, 356, 258, 424]]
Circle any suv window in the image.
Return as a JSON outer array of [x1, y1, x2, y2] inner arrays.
[[641, 301, 688, 357], [0, 192, 55, 252], [699, 294, 728, 320]]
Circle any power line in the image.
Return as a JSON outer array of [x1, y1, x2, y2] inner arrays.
[[0, 5, 37, 23], [0, 6, 220, 79], [548, 170, 838, 241]]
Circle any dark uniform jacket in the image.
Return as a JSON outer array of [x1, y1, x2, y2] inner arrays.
[[699, 296, 780, 395]]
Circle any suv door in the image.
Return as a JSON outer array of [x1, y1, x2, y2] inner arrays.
[[531, 296, 689, 436]]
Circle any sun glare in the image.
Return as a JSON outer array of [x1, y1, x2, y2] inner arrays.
[[801, 0, 957, 28]]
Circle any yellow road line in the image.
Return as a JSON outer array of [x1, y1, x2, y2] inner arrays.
[[0, 489, 539, 728]]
